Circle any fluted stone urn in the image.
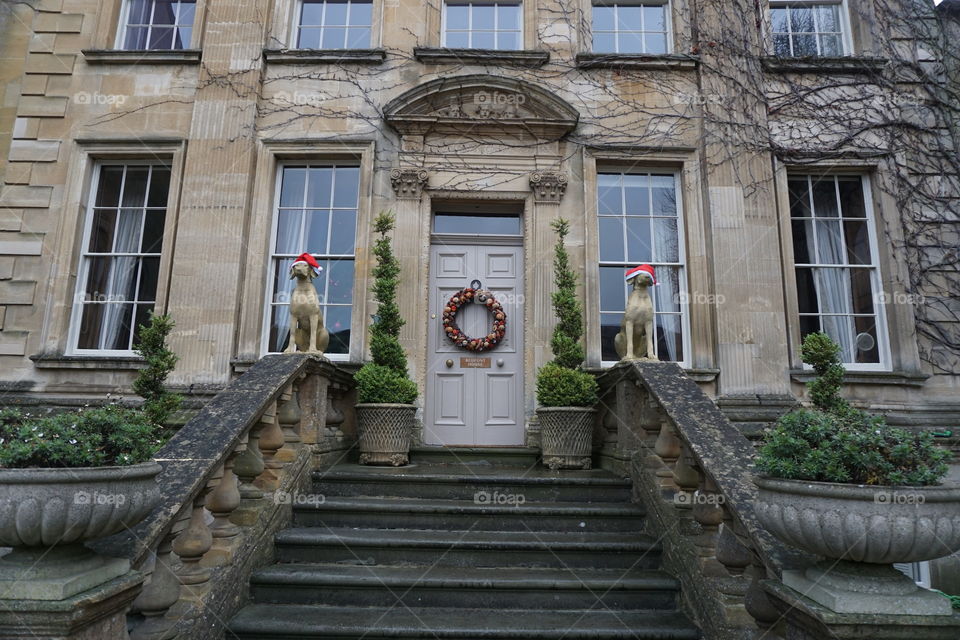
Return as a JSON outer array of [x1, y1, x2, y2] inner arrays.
[[0, 461, 162, 600], [538, 407, 595, 470], [356, 403, 415, 466], [755, 476, 960, 615]]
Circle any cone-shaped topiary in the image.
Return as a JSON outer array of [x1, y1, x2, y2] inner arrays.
[[356, 211, 417, 404], [536, 218, 598, 407], [133, 312, 182, 428]]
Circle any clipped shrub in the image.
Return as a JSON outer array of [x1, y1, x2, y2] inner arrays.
[[755, 333, 950, 486], [133, 312, 182, 427], [354, 364, 418, 405], [0, 405, 163, 469], [536, 363, 599, 408], [356, 211, 417, 404]]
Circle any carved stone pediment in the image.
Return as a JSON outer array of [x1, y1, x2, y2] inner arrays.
[[383, 75, 579, 139]]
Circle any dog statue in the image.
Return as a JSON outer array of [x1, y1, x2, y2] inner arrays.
[[614, 265, 657, 361], [283, 253, 330, 355]]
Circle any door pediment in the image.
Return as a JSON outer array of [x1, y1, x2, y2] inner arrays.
[[383, 75, 579, 139]]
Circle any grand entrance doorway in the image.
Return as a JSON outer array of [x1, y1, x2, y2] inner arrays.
[[425, 214, 524, 446]]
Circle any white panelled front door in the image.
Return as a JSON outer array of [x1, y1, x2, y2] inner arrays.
[[426, 243, 524, 446]]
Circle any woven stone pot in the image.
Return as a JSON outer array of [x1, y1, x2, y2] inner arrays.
[[538, 407, 595, 470], [0, 461, 161, 599], [754, 476, 960, 615], [356, 403, 415, 466]]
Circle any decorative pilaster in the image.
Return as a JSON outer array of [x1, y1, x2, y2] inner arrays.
[[529, 172, 568, 202], [390, 168, 428, 199]]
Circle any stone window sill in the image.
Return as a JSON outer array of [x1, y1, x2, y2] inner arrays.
[[81, 49, 202, 65], [761, 56, 888, 74], [789, 369, 929, 387], [414, 47, 549, 67], [31, 353, 146, 370], [575, 53, 699, 71], [263, 48, 386, 64]]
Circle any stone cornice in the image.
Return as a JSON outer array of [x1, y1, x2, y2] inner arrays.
[[263, 48, 386, 64], [414, 47, 549, 67], [761, 55, 888, 75], [81, 49, 202, 65], [575, 52, 700, 71]]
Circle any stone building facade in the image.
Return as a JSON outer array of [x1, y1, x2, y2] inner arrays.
[[0, 0, 957, 445]]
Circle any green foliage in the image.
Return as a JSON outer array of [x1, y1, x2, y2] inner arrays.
[[133, 313, 182, 427], [536, 363, 599, 408], [357, 211, 417, 403], [756, 333, 950, 486], [548, 218, 586, 369], [0, 405, 163, 469], [801, 332, 848, 414], [354, 364, 418, 404]]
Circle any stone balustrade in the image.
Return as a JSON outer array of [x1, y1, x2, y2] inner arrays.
[[91, 353, 354, 640], [595, 361, 960, 640]]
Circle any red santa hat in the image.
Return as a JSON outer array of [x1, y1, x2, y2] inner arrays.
[[292, 253, 322, 275], [624, 264, 657, 285]]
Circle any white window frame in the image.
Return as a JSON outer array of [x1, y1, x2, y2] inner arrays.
[[789, 173, 891, 371], [769, 0, 853, 57], [261, 163, 361, 362], [294, 0, 374, 49], [115, 0, 197, 50], [441, 0, 523, 50], [597, 169, 690, 368], [590, 0, 672, 55], [68, 161, 171, 356]]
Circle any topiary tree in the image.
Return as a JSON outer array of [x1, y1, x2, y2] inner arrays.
[[548, 218, 586, 370], [800, 332, 848, 416], [536, 218, 598, 407], [356, 211, 417, 404], [133, 312, 182, 428]]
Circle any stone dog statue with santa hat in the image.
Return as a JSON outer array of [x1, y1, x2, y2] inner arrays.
[[284, 253, 330, 355], [614, 264, 657, 361]]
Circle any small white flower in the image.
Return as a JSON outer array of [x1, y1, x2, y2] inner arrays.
[[36, 432, 44, 438], [69, 439, 77, 445]]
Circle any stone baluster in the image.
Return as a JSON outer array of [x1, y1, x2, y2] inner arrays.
[[690, 474, 728, 577], [744, 560, 783, 639], [130, 534, 181, 640], [325, 386, 345, 441], [171, 494, 213, 590], [277, 382, 303, 459], [258, 401, 286, 490], [716, 513, 753, 578], [671, 446, 700, 509], [636, 390, 663, 446], [651, 420, 682, 495], [206, 454, 241, 540], [234, 426, 265, 500]]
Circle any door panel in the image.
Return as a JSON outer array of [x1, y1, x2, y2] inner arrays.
[[426, 242, 524, 446]]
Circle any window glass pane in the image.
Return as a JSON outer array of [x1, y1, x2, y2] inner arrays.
[[326, 259, 355, 304], [599, 267, 626, 312], [656, 313, 683, 362], [280, 168, 306, 206], [330, 210, 357, 254], [306, 210, 330, 253], [177, 1, 195, 24], [96, 167, 124, 207], [322, 27, 347, 48], [617, 5, 642, 29], [815, 268, 852, 314], [849, 268, 875, 315], [771, 7, 789, 33], [114, 210, 143, 253], [822, 314, 855, 363], [445, 31, 470, 47], [446, 4, 470, 30], [773, 33, 791, 56], [472, 5, 495, 30], [472, 31, 495, 49], [618, 32, 644, 53], [789, 7, 815, 33], [121, 168, 149, 208], [816, 4, 840, 32], [816, 219, 843, 263], [791, 219, 814, 263], [269, 304, 291, 352], [301, 1, 324, 26], [644, 33, 667, 54], [497, 31, 520, 50], [843, 220, 870, 265], [276, 210, 303, 253], [433, 214, 521, 235], [298, 27, 322, 48], [643, 5, 666, 31], [273, 258, 296, 302], [325, 305, 351, 354], [333, 167, 360, 207], [812, 178, 839, 217], [600, 313, 623, 362], [593, 5, 615, 31], [788, 179, 811, 217], [598, 218, 624, 262], [346, 27, 371, 47], [593, 32, 616, 53], [132, 304, 155, 348], [127, 0, 153, 24], [837, 177, 865, 217], [124, 26, 150, 49], [819, 33, 840, 56], [799, 314, 820, 339], [792, 33, 816, 56], [498, 4, 520, 29], [147, 167, 170, 207], [89, 210, 118, 253], [138, 257, 160, 301], [597, 176, 622, 214], [653, 267, 681, 313], [306, 168, 333, 207], [653, 218, 679, 262], [174, 25, 191, 48], [853, 317, 880, 363], [623, 175, 649, 214], [148, 27, 174, 49], [795, 267, 819, 313], [84, 257, 112, 301], [650, 175, 676, 215], [153, 0, 178, 26], [626, 217, 653, 263], [324, 1, 349, 25], [141, 211, 165, 253], [351, 1, 373, 26]]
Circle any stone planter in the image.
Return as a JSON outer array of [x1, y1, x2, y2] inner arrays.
[[755, 476, 960, 615], [0, 461, 162, 600], [356, 403, 415, 466], [538, 407, 595, 470]]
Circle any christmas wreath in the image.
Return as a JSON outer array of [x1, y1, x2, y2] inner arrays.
[[442, 288, 506, 352]]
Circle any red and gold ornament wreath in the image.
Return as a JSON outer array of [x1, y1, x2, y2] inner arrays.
[[441, 288, 506, 352]]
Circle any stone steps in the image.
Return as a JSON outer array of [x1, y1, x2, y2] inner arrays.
[[225, 461, 700, 639]]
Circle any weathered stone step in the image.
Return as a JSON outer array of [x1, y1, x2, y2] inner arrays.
[[313, 464, 632, 503], [250, 563, 680, 610], [274, 527, 662, 569], [292, 495, 645, 532], [227, 604, 701, 639]]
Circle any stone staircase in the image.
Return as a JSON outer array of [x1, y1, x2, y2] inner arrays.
[[226, 452, 701, 639]]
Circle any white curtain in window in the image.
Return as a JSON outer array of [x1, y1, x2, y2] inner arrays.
[[99, 211, 141, 349], [817, 268, 855, 362]]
